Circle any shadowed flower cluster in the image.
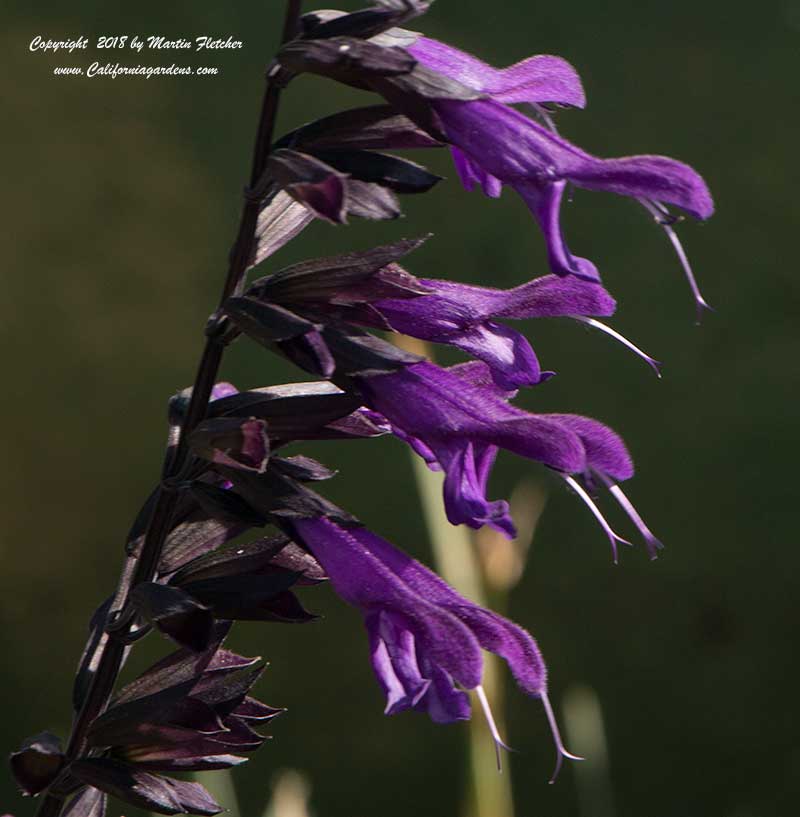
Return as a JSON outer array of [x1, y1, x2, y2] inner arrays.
[[15, 626, 277, 816]]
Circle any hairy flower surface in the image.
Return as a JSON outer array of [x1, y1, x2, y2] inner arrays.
[[368, 273, 615, 388], [408, 35, 586, 108], [290, 515, 576, 772], [357, 360, 633, 541], [241, 236, 618, 388]]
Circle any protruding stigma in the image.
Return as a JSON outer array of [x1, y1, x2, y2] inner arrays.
[[475, 684, 512, 772], [574, 316, 662, 377], [527, 102, 559, 134], [640, 198, 712, 323], [606, 481, 664, 559], [564, 476, 632, 562], [540, 689, 583, 784]]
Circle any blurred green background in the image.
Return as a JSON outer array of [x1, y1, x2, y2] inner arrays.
[[3, 1, 798, 815]]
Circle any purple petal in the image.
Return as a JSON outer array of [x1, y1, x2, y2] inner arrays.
[[375, 287, 544, 387], [446, 360, 514, 394], [291, 517, 484, 689], [367, 610, 430, 714], [491, 274, 616, 319], [385, 421, 440, 468], [372, 273, 613, 388], [414, 274, 615, 320], [452, 146, 503, 197], [415, 660, 471, 723], [448, 606, 547, 697], [517, 180, 600, 280], [472, 441, 500, 495], [357, 528, 548, 697], [360, 362, 587, 472], [357, 361, 591, 534], [487, 55, 586, 108], [408, 37, 585, 107], [438, 442, 516, 536], [567, 154, 714, 220], [449, 322, 542, 389], [544, 414, 634, 481]]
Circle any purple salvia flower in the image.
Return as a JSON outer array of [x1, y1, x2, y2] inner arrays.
[[290, 515, 578, 776], [356, 360, 637, 548], [408, 34, 585, 199], [407, 37, 714, 313], [369, 273, 616, 388], [439, 100, 712, 280], [241, 236, 660, 381]]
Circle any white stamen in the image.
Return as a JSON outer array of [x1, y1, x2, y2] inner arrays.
[[574, 317, 662, 377], [607, 483, 664, 560], [639, 198, 712, 323], [526, 102, 559, 134], [540, 689, 584, 784], [475, 684, 512, 772], [564, 476, 632, 562]]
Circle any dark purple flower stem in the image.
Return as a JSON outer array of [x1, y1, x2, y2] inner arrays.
[[34, 4, 304, 816]]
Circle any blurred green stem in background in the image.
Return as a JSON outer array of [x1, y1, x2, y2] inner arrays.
[[190, 766, 313, 817], [562, 685, 616, 817], [262, 768, 313, 817]]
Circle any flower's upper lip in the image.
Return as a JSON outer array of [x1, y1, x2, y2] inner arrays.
[[408, 36, 587, 108]]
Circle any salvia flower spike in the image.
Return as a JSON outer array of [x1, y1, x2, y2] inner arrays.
[[17, 3, 714, 814]]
